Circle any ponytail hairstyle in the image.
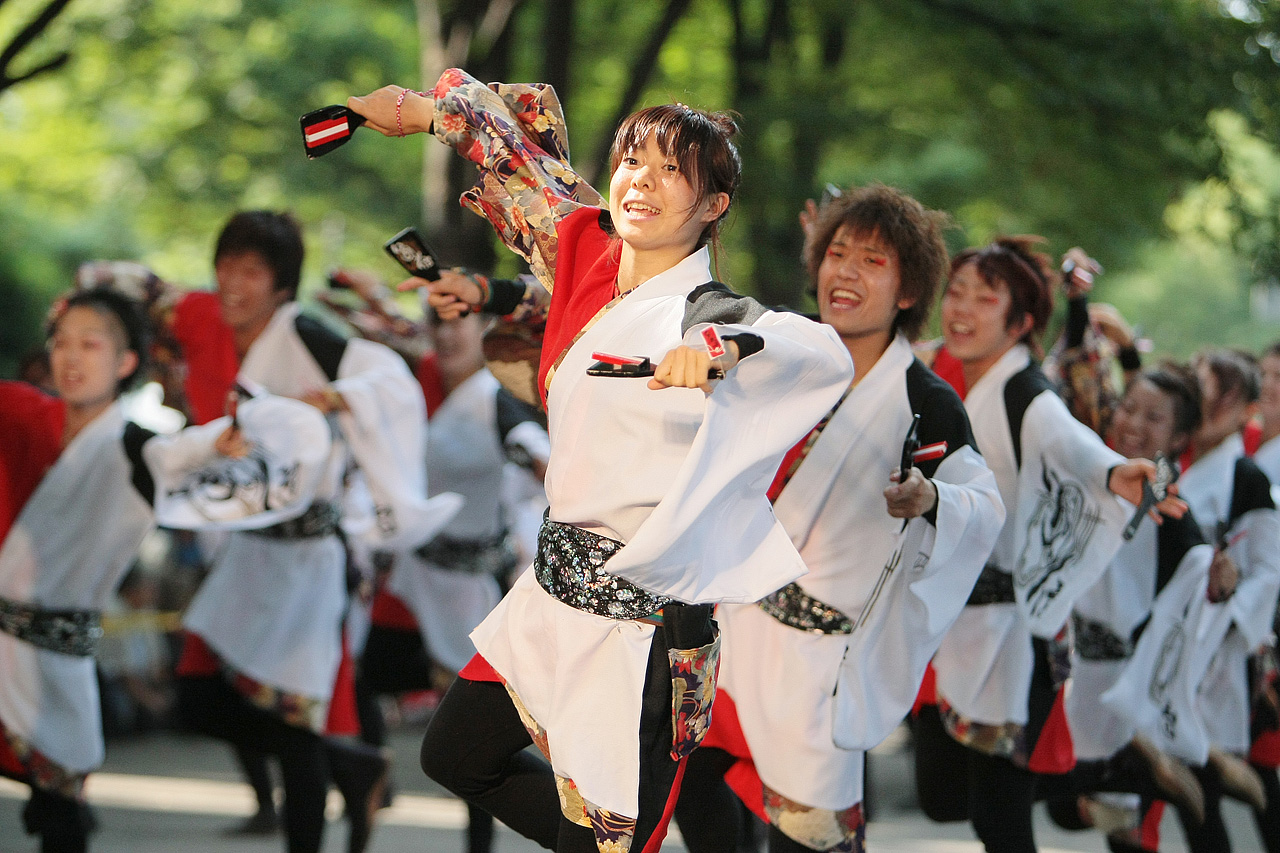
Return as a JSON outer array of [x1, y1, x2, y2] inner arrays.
[[949, 236, 1056, 356], [609, 104, 742, 270]]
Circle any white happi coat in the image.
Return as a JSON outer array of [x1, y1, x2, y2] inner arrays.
[[0, 393, 323, 775], [934, 345, 1130, 727], [178, 304, 456, 712], [471, 248, 853, 819], [1098, 539, 1216, 765], [1179, 433, 1280, 753], [0, 404, 153, 775], [388, 369, 547, 673], [716, 335, 1003, 810], [1070, 515, 1214, 763]]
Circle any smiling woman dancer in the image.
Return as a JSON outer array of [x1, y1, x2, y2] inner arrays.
[[347, 74, 852, 853]]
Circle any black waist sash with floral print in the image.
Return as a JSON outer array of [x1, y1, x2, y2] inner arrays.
[[533, 516, 673, 620], [416, 530, 519, 576], [966, 563, 1016, 606], [1072, 613, 1135, 661], [758, 582, 853, 635], [248, 502, 341, 540], [0, 596, 102, 657]]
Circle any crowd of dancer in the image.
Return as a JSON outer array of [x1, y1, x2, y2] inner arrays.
[[1, 63, 1278, 853]]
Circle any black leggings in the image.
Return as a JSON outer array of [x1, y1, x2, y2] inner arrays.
[[1176, 762, 1231, 853], [362, 624, 497, 851], [913, 704, 1039, 853], [177, 675, 329, 853], [421, 612, 696, 853], [673, 746, 741, 853], [1254, 762, 1280, 853], [22, 786, 94, 853]]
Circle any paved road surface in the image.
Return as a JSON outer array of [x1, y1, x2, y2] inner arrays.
[[0, 723, 1265, 852]]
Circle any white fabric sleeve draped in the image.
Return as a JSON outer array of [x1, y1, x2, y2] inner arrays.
[[602, 313, 853, 604], [832, 445, 1004, 750], [332, 338, 462, 550], [144, 394, 332, 531]]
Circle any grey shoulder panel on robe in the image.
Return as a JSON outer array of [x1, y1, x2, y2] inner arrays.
[[681, 281, 770, 333]]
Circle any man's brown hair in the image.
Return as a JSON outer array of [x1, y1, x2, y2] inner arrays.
[[803, 183, 950, 341]]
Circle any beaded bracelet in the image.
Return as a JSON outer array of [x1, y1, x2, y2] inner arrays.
[[463, 271, 491, 309], [395, 88, 429, 138]]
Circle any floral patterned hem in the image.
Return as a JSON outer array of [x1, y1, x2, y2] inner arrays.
[[762, 785, 865, 853], [0, 718, 86, 799], [504, 682, 639, 852], [669, 632, 721, 760], [228, 668, 327, 733], [937, 697, 1029, 767]]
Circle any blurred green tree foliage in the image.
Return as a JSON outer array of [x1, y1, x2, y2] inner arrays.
[[1, 0, 1278, 375]]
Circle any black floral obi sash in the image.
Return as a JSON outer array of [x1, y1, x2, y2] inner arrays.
[[758, 582, 853, 635], [248, 502, 341, 540], [533, 516, 673, 620], [416, 530, 519, 576], [1072, 614, 1135, 661], [966, 563, 1016, 606], [0, 596, 102, 657]]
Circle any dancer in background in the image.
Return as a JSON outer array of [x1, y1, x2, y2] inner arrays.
[[917, 237, 1185, 853], [0, 287, 328, 852], [1051, 363, 1213, 852], [361, 293, 549, 853], [347, 70, 852, 852], [131, 210, 454, 853], [1176, 348, 1280, 852], [672, 184, 1004, 853], [1246, 340, 1280, 853]]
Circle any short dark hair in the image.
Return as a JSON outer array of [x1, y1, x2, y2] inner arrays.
[[49, 288, 151, 394], [1193, 347, 1260, 406], [1138, 362, 1203, 444], [949, 236, 1055, 349], [214, 210, 305, 300], [803, 183, 950, 341], [610, 104, 742, 259]]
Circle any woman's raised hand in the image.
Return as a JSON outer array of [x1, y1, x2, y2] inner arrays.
[[346, 86, 434, 137], [398, 269, 484, 321]]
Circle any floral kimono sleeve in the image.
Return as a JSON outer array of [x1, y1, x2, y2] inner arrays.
[[431, 68, 606, 293]]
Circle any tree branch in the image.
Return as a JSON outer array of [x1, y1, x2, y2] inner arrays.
[[0, 0, 75, 73]]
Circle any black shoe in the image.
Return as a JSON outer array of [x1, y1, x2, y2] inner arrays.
[[327, 740, 392, 853], [222, 809, 280, 836]]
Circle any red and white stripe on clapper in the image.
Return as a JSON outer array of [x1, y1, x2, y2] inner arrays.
[[305, 116, 353, 149]]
